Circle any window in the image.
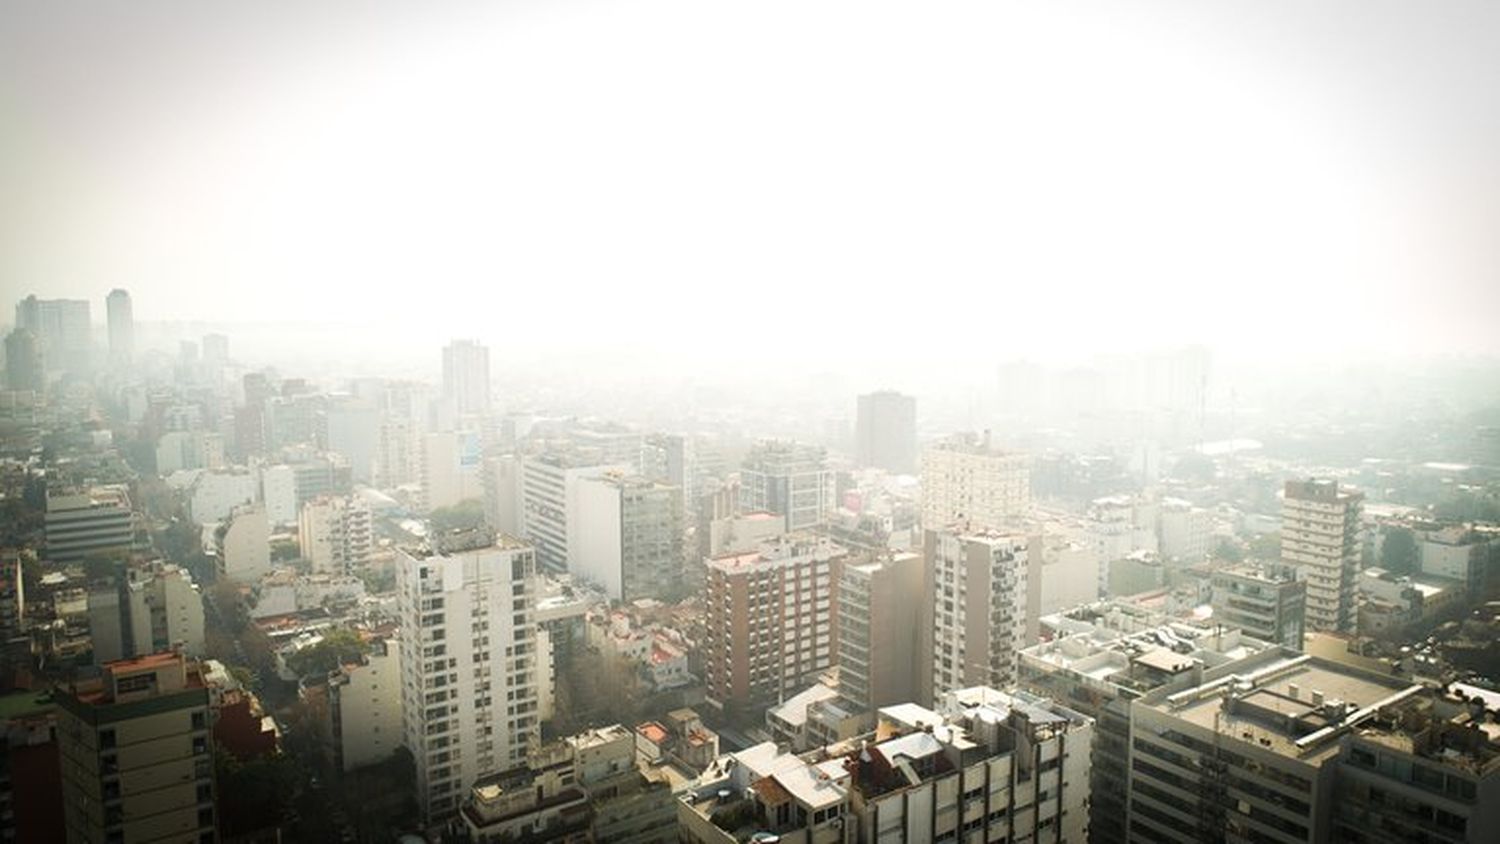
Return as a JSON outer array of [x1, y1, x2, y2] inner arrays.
[[191, 711, 206, 730], [99, 729, 117, 749]]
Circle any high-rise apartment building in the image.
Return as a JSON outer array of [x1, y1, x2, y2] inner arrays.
[[397, 531, 542, 823], [571, 472, 683, 602], [921, 528, 1028, 704], [1281, 478, 1364, 633], [298, 495, 373, 575], [854, 390, 917, 474], [1211, 563, 1307, 649], [44, 487, 139, 565], [835, 551, 924, 715], [740, 441, 835, 533], [1127, 648, 1500, 844], [56, 651, 217, 843], [442, 340, 491, 416], [520, 451, 628, 574], [920, 431, 1030, 531], [105, 289, 134, 365], [702, 535, 846, 712]]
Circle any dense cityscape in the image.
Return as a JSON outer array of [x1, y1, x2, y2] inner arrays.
[[0, 290, 1496, 843], [6, 2, 1500, 842]]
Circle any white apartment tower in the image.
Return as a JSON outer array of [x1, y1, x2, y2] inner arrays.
[[442, 339, 491, 417], [397, 532, 542, 823], [298, 495, 374, 574], [1281, 478, 1364, 633], [920, 431, 1030, 531], [106, 288, 133, 365], [922, 528, 1029, 704]]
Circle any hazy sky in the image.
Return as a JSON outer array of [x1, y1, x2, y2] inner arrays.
[[2, 1, 1497, 363]]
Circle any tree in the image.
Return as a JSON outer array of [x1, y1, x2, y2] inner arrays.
[[285, 628, 370, 679], [1212, 539, 1244, 563], [1380, 526, 1419, 574], [1247, 532, 1281, 562], [429, 498, 487, 532]]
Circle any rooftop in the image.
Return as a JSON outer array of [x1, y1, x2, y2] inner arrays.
[[1150, 653, 1416, 762]]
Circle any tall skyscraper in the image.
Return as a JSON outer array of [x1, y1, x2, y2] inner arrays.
[[442, 339, 491, 416], [740, 440, 835, 533], [1281, 478, 1364, 633], [106, 288, 133, 365], [921, 528, 1028, 704], [920, 430, 1030, 531], [397, 531, 541, 823], [855, 390, 917, 474]]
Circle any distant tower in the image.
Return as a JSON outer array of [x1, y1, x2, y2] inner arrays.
[[3, 329, 43, 392], [442, 339, 491, 416], [106, 288, 134, 365], [855, 390, 917, 474]]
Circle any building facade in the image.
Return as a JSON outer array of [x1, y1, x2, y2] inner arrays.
[[570, 473, 683, 602], [740, 441, 835, 533], [922, 529, 1028, 703], [1281, 479, 1364, 633], [56, 652, 217, 844], [920, 432, 1030, 531], [702, 535, 846, 712], [397, 532, 542, 823], [855, 391, 917, 475]]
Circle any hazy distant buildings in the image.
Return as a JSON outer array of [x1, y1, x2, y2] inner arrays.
[[442, 339, 491, 416], [570, 472, 683, 602], [1210, 563, 1307, 649], [3, 329, 43, 392], [920, 431, 1030, 531], [703, 535, 846, 712], [855, 390, 917, 474], [922, 528, 1028, 702], [106, 288, 133, 365], [1281, 478, 1364, 633], [15, 295, 90, 375], [421, 429, 484, 512], [397, 533, 541, 823], [740, 440, 835, 533], [201, 332, 228, 366]]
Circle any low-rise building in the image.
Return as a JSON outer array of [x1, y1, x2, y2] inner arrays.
[[1210, 563, 1307, 650], [678, 686, 1093, 843]]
